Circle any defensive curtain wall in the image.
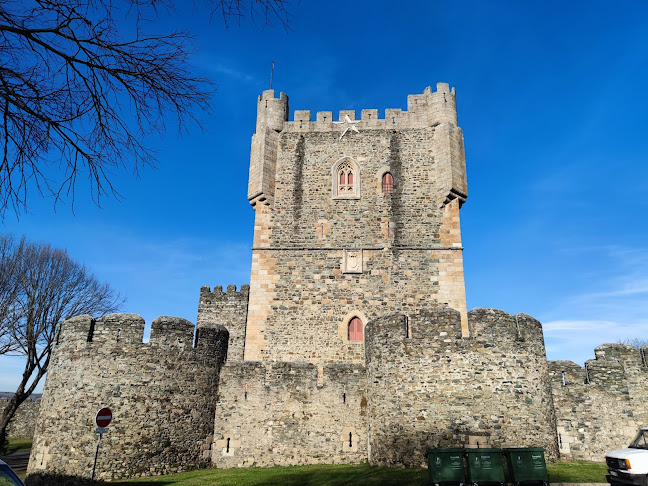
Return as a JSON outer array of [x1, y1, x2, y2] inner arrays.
[[25, 306, 648, 479], [26, 314, 229, 481], [549, 344, 648, 461], [210, 306, 558, 469], [1, 398, 40, 438]]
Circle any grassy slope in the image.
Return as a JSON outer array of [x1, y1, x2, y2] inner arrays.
[[3, 438, 32, 455], [116, 461, 608, 485]]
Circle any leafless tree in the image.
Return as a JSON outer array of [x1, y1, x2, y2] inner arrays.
[[619, 337, 648, 350], [0, 235, 122, 451], [0, 235, 22, 355], [0, 0, 290, 218]]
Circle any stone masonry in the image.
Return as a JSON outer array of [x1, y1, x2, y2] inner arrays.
[[197, 284, 249, 361], [244, 83, 469, 365], [2, 398, 40, 438], [27, 314, 228, 480], [366, 307, 557, 467], [26, 84, 648, 481], [549, 344, 648, 461]]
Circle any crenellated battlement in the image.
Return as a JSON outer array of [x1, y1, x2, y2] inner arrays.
[[200, 284, 250, 300], [363, 307, 546, 350], [468, 309, 545, 345], [56, 313, 227, 354], [548, 343, 647, 389], [220, 360, 366, 388], [282, 83, 458, 134]]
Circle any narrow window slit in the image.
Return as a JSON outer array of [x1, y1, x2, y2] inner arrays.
[[342, 393, 346, 404], [561, 371, 566, 386], [226, 438, 230, 453], [558, 434, 563, 448], [404, 315, 409, 338], [116, 329, 121, 341], [584, 365, 591, 385], [349, 432, 353, 447], [86, 318, 96, 343]]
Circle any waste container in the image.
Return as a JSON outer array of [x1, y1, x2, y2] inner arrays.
[[465, 448, 506, 486], [427, 448, 466, 486], [504, 448, 549, 486]]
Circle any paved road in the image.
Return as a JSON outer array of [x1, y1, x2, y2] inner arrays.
[[0, 451, 29, 475]]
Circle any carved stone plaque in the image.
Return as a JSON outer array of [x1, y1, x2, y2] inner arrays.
[[343, 249, 363, 274]]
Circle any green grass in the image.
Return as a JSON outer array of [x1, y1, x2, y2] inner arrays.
[[115, 460, 608, 486], [118, 463, 429, 486], [547, 460, 608, 483], [3, 437, 32, 455]]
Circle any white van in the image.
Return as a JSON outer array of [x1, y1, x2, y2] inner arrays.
[[606, 427, 648, 486]]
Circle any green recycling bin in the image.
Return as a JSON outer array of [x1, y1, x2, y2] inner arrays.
[[504, 448, 549, 486], [427, 448, 466, 486], [465, 448, 505, 486]]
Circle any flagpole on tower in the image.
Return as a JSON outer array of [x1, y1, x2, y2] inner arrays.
[[270, 61, 274, 89]]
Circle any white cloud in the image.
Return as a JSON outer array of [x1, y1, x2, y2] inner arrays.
[[541, 246, 648, 364], [204, 61, 257, 84]]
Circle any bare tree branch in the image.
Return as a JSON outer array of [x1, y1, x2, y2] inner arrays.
[[0, 235, 23, 355], [618, 337, 648, 350], [0, 0, 291, 218], [0, 234, 123, 451]]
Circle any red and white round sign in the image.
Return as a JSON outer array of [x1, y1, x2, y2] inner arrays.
[[95, 407, 112, 428]]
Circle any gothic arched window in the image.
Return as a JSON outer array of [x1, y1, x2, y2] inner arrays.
[[332, 158, 361, 199], [382, 172, 394, 193], [348, 317, 363, 342], [338, 161, 355, 194]]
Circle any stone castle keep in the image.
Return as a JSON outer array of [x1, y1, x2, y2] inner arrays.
[[27, 84, 648, 480]]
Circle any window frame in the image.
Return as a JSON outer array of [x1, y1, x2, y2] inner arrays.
[[332, 157, 361, 200]]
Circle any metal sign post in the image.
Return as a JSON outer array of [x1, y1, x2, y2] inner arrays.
[[91, 407, 112, 481]]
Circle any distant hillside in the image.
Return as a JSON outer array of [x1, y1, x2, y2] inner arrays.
[[0, 392, 42, 401]]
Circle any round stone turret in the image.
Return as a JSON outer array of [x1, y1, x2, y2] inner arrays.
[[256, 89, 289, 132]]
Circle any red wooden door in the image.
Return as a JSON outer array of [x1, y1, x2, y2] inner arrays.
[[348, 317, 363, 342]]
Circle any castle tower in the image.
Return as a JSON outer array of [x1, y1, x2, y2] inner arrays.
[[244, 84, 468, 363]]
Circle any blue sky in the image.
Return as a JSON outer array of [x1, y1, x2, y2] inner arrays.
[[1, 0, 647, 392]]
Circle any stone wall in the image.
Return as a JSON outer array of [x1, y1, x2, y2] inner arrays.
[[1, 398, 40, 438], [211, 361, 367, 468], [365, 307, 558, 468], [245, 84, 470, 362], [549, 344, 648, 461], [27, 313, 228, 481], [197, 284, 249, 361]]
